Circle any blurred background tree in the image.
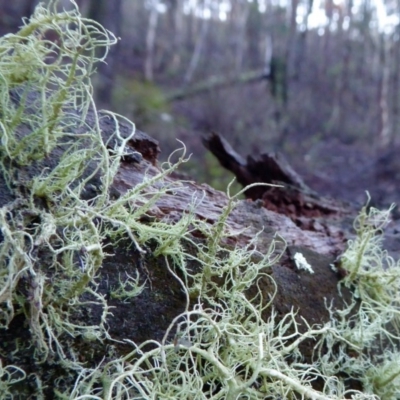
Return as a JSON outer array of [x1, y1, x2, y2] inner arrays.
[[3, 0, 400, 204]]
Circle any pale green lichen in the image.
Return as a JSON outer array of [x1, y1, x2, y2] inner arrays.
[[1, 1, 400, 399], [309, 199, 400, 400], [0, 359, 27, 399], [62, 196, 400, 400], [0, 0, 190, 385], [110, 272, 146, 302], [0, 0, 120, 363]]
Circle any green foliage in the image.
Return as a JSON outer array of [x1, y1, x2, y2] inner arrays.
[[186, 152, 242, 194], [112, 76, 169, 127]]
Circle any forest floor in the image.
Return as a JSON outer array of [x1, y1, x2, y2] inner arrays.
[[288, 138, 400, 261], [292, 138, 400, 215]]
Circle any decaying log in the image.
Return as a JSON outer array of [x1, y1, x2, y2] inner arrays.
[[0, 108, 377, 395], [202, 131, 309, 194], [202, 131, 354, 223]]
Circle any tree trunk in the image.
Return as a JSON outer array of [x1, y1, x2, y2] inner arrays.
[[145, 0, 160, 81], [392, 27, 400, 145], [87, 0, 122, 107], [231, 0, 250, 73], [169, 0, 184, 70], [378, 35, 391, 147], [184, 0, 210, 84]]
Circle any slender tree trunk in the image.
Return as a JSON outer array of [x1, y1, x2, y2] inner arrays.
[[322, 0, 334, 79], [86, 0, 122, 108], [233, 0, 250, 73], [294, 0, 314, 79], [378, 35, 391, 147], [170, 0, 184, 71], [145, 0, 160, 81], [391, 27, 400, 145], [184, 0, 210, 84], [326, 5, 349, 137], [274, 0, 298, 149], [286, 0, 299, 81]]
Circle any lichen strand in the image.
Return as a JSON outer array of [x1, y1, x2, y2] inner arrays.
[[0, 0, 188, 395], [1, 1, 400, 399]]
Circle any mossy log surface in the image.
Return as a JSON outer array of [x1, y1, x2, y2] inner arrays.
[[0, 98, 365, 394]]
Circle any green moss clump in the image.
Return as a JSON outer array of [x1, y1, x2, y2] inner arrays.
[[112, 76, 169, 126]]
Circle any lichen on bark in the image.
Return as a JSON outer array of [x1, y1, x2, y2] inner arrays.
[[1, 2, 400, 399]]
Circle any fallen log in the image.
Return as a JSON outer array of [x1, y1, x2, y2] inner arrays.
[[0, 98, 359, 396]]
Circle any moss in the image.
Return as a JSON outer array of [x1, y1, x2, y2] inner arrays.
[[184, 152, 243, 193], [112, 76, 169, 127]]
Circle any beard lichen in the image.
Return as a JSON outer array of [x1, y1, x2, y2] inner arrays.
[[1, 1, 400, 399]]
